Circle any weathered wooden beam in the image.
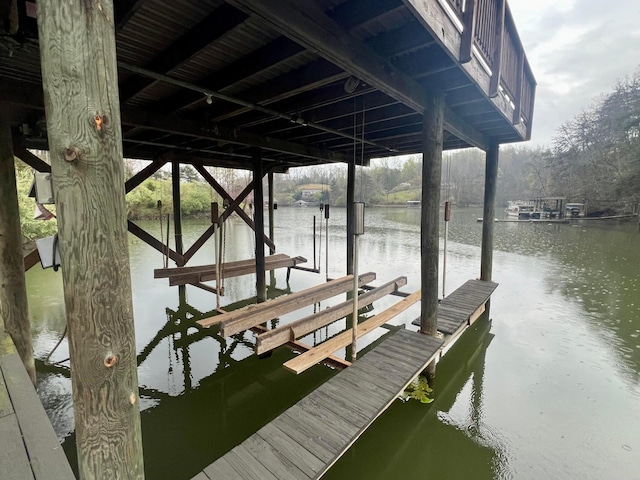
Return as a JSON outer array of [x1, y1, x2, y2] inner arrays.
[[128, 220, 184, 266], [119, 4, 248, 103], [253, 149, 267, 303], [124, 158, 167, 193], [420, 91, 445, 337], [120, 106, 353, 164], [256, 276, 408, 355], [155, 254, 291, 279], [283, 290, 422, 374], [227, 0, 427, 113], [0, 110, 36, 384], [12, 144, 51, 173], [23, 243, 41, 272], [197, 273, 376, 334], [512, 45, 525, 125], [182, 224, 215, 264], [114, 0, 147, 31], [481, 141, 498, 281], [36, 0, 144, 477], [159, 36, 306, 113], [192, 164, 277, 251]]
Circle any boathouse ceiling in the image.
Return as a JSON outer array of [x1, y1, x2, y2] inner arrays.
[[0, 0, 536, 170]]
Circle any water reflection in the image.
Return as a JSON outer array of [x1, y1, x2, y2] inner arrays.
[[28, 206, 640, 479]]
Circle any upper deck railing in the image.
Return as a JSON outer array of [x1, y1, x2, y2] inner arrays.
[[446, 0, 536, 137]]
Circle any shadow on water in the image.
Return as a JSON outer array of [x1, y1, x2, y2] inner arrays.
[[324, 313, 505, 480], [42, 287, 346, 479]]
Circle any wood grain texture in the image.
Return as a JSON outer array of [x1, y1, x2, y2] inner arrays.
[[256, 276, 407, 354], [481, 142, 499, 281], [0, 114, 36, 384], [36, 1, 144, 477], [284, 290, 421, 374], [420, 91, 445, 336], [194, 329, 443, 480]]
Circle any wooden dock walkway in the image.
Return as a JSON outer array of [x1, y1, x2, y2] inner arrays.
[[192, 279, 498, 479], [0, 333, 75, 480], [430, 279, 499, 335], [194, 329, 443, 480]]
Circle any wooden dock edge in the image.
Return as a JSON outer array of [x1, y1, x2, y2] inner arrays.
[[0, 332, 75, 480], [314, 331, 443, 479]]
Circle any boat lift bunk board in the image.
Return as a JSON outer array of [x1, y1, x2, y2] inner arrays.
[[154, 253, 307, 286]]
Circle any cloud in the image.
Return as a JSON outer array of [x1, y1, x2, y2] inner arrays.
[[508, 0, 640, 146]]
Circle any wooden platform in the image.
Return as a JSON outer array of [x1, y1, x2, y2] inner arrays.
[[193, 329, 443, 480], [0, 333, 75, 480], [413, 279, 498, 335], [154, 254, 307, 286]]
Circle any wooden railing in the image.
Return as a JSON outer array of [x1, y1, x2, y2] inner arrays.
[[455, 0, 536, 137]]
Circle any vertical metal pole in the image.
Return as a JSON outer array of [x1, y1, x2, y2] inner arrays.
[[481, 142, 499, 282], [351, 234, 359, 362], [325, 206, 330, 282], [313, 215, 317, 270], [253, 149, 267, 303], [0, 111, 36, 384]]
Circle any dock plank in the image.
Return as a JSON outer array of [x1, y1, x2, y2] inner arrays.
[[0, 414, 35, 480], [193, 280, 497, 480], [193, 328, 443, 480]]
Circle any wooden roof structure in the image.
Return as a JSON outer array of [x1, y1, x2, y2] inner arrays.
[[1, 0, 535, 170]]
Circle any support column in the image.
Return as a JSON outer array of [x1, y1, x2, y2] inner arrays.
[[420, 91, 445, 337], [171, 160, 186, 301], [253, 150, 267, 303], [268, 171, 275, 256], [346, 159, 356, 275], [171, 161, 184, 257], [481, 141, 499, 281], [0, 111, 36, 384], [36, 2, 144, 478]]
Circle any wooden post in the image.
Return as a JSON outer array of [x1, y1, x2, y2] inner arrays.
[[420, 91, 445, 384], [481, 141, 499, 281], [420, 91, 445, 338], [0, 110, 36, 384], [171, 160, 184, 256], [346, 159, 356, 275], [268, 171, 275, 256], [253, 149, 267, 303], [171, 160, 186, 302], [36, 1, 144, 478]]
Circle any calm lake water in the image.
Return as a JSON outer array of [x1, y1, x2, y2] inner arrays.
[[28, 206, 640, 479]]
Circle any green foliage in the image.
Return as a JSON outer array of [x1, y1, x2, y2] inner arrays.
[[400, 375, 433, 404]]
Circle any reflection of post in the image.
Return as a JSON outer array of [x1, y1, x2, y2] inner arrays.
[[0, 110, 36, 384]]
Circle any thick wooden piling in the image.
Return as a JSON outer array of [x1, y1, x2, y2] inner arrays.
[[346, 159, 356, 275], [0, 110, 36, 384], [268, 171, 275, 256], [253, 149, 267, 303], [481, 142, 498, 281], [420, 92, 445, 337], [420, 92, 445, 383], [36, 1, 144, 478]]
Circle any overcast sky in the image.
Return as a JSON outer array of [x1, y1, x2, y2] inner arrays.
[[506, 0, 640, 146]]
